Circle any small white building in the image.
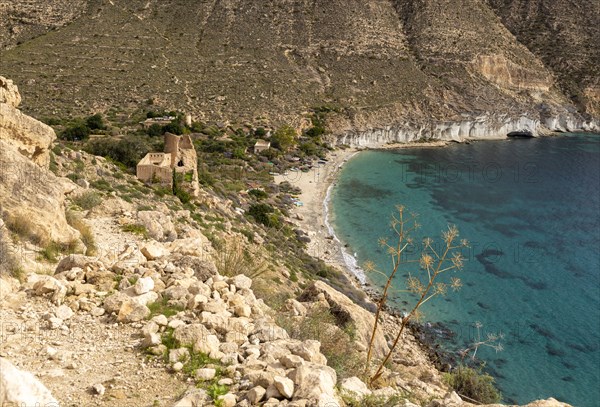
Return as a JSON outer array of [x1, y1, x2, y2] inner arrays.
[[253, 140, 271, 154]]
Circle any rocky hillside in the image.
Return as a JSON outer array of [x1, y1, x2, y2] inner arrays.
[[0, 0, 597, 133], [0, 78, 575, 406]]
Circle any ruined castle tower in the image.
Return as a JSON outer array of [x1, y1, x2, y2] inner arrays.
[[136, 133, 199, 197]]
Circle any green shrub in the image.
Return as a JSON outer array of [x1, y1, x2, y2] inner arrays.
[[60, 123, 90, 141], [248, 189, 268, 200], [86, 113, 106, 130], [72, 191, 102, 210], [247, 203, 280, 228], [148, 297, 185, 318], [443, 366, 502, 403], [121, 224, 148, 238], [271, 125, 297, 151]]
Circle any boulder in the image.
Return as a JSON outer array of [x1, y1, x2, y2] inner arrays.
[[173, 323, 211, 347], [173, 388, 209, 407], [55, 254, 97, 273], [231, 274, 252, 290], [0, 76, 21, 107], [111, 243, 147, 272], [0, 76, 54, 166], [117, 299, 150, 323], [0, 357, 58, 406], [298, 281, 389, 359], [134, 276, 155, 295], [167, 254, 217, 281], [196, 368, 216, 381], [247, 386, 266, 404], [0, 140, 80, 245], [274, 376, 294, 399], [32, 276, 67, 304], [103, 291, 130, 313], [289, 363, 337, 400], [55, 304, 74, 320], [137, 211, 177, 241], [340, 376, 371, 398], [141, 242, 170, 260]]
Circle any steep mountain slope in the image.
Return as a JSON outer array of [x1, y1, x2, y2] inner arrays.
[[0, 0, 597, 131], [487, 0, 600, 117]]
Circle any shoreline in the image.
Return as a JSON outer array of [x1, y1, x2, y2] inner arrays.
[[275, 140, 450, 293], [275, 139, 462, 373]]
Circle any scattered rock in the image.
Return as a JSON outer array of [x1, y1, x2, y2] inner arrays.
[[117, 299, 150, 323], [274, 376, 294, 399], [0, 358, 58, 406], [195, 368, 216, 381], [92, 383, 106, 396], [340, 376, 371, 398], [55, 304, 74, 320], [134, 276, 155, 295]]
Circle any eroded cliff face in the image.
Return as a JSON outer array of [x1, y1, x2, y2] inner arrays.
[[0, 77, 79, 245], [0, 76, 55, 167], [333, 113, 600, 147], [473, 54, 552, 92]]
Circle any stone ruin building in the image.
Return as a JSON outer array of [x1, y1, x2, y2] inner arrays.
[[136, 133, 199, 197]]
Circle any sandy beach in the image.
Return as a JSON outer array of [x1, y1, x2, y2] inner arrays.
[[275, 140, 449, 286]]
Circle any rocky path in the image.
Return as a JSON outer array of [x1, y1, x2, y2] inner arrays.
[[0, 295, 186, 406]]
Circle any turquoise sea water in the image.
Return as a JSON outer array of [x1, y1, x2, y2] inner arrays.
[[329, 134, 600, 405]]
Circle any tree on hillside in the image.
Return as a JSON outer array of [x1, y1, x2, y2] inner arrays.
[[271, 125, 297, 152], [86, 113, 106, 131]]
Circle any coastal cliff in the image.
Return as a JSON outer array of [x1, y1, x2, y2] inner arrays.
[[333, 113, 600, 147]]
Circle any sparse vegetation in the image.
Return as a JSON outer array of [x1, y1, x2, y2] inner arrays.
[[276, 305, 363, 381], [444, 366, 502, 403], [214, 238, 269, 278], [148, 297, 184, 318], [121, 223, 149, 238], [72, 191, 102, 210], [0, 227, 24, 281], [4, 213, 46, 245]]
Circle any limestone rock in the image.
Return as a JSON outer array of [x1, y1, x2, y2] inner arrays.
[[173, 323, 211, 347], [103, 291, 130, 314], [55, 304, 74, 320], [217, 393, 236, 407], [274, 376, 294, 399], [247, 386, 266, 404], [173, 388, 209, 407], [196, 368, 216, 381], [0, 140, 80, 245], [340, 376, 371, 398], [0, 358, 58, 406], [231, 274, 253, 289], [141, 242, 170, 260], [137, 211, 177, 241], [134, 276, 155, 295], [0, 77, 54, 166], [117, 299, 150, 323], [299, 281, 389, 359], [0, 76, 20, 107], [33, 276, 67, 304], [111, 243, 147, 272], [55, 254, 98, 273], [289, 363, 336, 400]]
